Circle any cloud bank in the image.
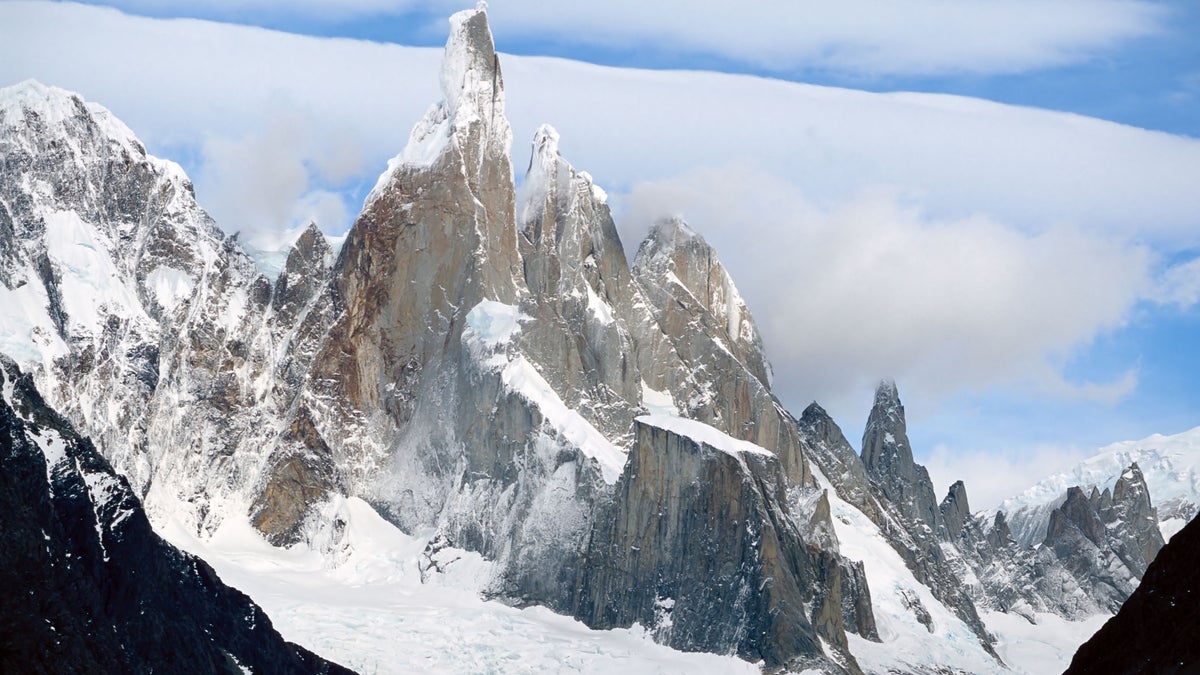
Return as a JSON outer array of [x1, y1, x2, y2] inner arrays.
[[81, 0, 1166, 77], [1, 1, 1198, 471]]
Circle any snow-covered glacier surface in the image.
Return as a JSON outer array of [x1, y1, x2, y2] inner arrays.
[[159, 497, 758, 675], [1002, 426, 1200, 545]]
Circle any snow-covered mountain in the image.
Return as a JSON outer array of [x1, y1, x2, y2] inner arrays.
[[1, 7, 1194, 674], [1002, 426, 1200, 544]]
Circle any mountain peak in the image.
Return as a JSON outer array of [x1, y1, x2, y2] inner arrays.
[[367, 6, 512, 205], [441, 7, 502, 120], [1, 79, 146, 159], [941, 480, 971, 539], [874, 378, 899, 404], [633, 216, 772, 389]]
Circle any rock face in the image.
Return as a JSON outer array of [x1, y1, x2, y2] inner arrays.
[[861, 380, 942, 533], [573, 416, 866, 674], [633, 218, 812, 487], [514, 123, 645, 442], [0, 356, 351, 675], [798, 401, 882, 524], [804, 381, 996, 655], [1065, 512, 1200, 675], [0, 77, 303, 539], [1041, 464, 1165, 611], [940, 461, 1165, 621]]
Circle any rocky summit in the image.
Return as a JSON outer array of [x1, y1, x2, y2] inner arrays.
[[0, 7, 1192, 674]]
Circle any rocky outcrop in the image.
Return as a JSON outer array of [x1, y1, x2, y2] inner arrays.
[[573, 416, 867, 673], [514, 123, 645, 442], [824, 381, 996, 656], [861, 380, 943, 533], [1065, 512, 1200, 674], [943, 462, 1166, 621], [940, 480, 970, 540], [633, 218, 812, 487], [1041, 464, 1165, 612], [0, 356, 352, 675], [797, 401, 882, 524]]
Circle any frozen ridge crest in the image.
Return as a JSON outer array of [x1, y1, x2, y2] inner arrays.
[[367, 5, 511, 203]]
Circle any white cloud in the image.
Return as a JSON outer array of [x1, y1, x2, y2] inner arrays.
[[1153, 257, 1200, 308], [193, 103, 365, 249], [493, 0, 1166, 77], [83, 0, 1165, 78], [924, 442, 1094, 511], [0, 1, 1197, 481], [89, 0, 429, 20], [619, 166, 1154, 421]]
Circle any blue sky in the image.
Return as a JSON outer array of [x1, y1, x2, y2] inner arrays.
[[3, 0, 1199, 506]]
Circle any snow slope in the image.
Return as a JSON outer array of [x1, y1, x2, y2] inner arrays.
[[159, 497, 758, 675], [1001, 425, 1200, 544]]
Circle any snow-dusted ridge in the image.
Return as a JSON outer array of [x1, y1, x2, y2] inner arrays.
[[637, 414, 773, 458], [1001, 425, 1200, 544]]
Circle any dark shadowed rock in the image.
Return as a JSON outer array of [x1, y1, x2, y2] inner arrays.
[[0, 357, 353, 675], [1066, 512, 1200, 674]]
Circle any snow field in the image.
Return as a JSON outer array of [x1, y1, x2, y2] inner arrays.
[[159, 496, 758, 675]]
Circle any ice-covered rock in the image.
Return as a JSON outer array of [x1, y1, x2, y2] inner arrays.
[[1002, 425, 1200, 544]]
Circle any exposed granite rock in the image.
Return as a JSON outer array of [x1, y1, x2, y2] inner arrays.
[[296, 6, 523, 520], [632, 218, 812, 487], [250, 407, 342, 546], [272, 222, 333, 323], [861, 380, 942, 534], [940, 480, 970, 541], [1042, 464, 1165, 612], [945, 461, 1166, 621], [573, 417, 865, 673], [0, 357, 352, 675], [1065, 512, 1200, 675], [821, 381, 997, 657], [797, 401, 883, 524], [514, 124, 643, 442]]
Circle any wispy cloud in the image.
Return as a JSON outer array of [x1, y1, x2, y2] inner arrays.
[[1153, 257, 1200, 308]]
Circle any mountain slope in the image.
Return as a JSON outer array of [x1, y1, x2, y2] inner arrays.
[[1065, 513, 1200, 674], [0, 356, 351, 674]]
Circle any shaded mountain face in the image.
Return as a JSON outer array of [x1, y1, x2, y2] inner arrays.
[[1066, 512, 1200, 675], [573, 416, 870, 674], [0, 356, 352, 675]]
